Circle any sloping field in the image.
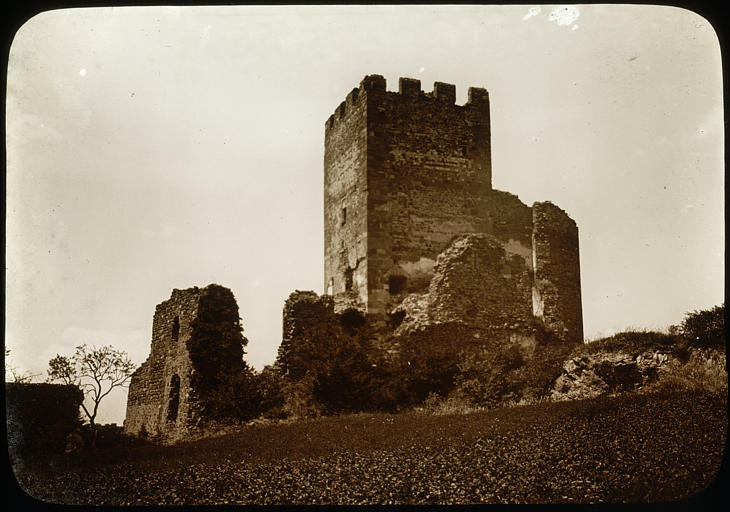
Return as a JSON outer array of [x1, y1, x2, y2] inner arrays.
[[13, 390, 727, 505]]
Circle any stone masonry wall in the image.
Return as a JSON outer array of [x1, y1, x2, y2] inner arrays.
[[532, 202, 584, 343], [324, 75, 494, 327], [425, 234, 534, 331], [324, 83, 369, 309], [392, 234, 535, 350], [124, 287, 201, 439]]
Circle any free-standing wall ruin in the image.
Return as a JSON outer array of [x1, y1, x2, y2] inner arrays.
[[124, 284, 247, 440]]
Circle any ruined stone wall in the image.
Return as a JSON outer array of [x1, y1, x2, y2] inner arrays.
[[124, 287, 201, 439], [392, 234, 536, 352], [532, 202, 584, 343], [278, 290, 337, 380], [486, 190, 534, 249], [124, 284, 248, 440], [426, 234, 534, 332]]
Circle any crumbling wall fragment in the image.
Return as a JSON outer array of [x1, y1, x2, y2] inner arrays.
[[392, 234, 536, 350], [278, 291, 339, 380], [124, 284, 248, 441], [532, 202, 583, 343], [125, 287, 201, 439]]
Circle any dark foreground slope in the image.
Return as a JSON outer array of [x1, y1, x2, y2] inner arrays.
[[13, 390, 727, 505]]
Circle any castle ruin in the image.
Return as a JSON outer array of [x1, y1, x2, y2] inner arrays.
[[323, 74, 583, 345], [126, 74, 584, 437]]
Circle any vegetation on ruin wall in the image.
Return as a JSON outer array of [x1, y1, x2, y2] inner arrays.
[[186, 285, 258, 420], [276, 299, 381, 416], [6, 383, 84, 459], [395, 321, 573, 408], [273, 313, 571, 416], [268, 303, 725, 419]]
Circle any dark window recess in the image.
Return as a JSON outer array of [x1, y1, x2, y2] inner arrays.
[[461, 147, 468, 157], [389, 310, 406, 329], [389, 275, 408, 295], [171, 316, 180, 342], [167, 374, 181, 422], [344, 267, 354, 291], [340, 309, 366, 335], [341, 207, 347, 225]]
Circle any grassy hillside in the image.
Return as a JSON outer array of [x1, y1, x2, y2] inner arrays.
[[13, 389, 727, 505]]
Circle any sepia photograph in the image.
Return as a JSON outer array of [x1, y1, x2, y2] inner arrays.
[[4, 4, 726, 505]]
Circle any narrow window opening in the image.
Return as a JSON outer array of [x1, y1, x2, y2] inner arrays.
[[389, 275, 408, 295], [171, 316, 180, 342], [341, 207, 347, 226], [344, 267, 354, 291], [167, 374, 181, 422]]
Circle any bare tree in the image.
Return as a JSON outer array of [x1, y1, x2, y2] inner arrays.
[[47, 344, 136, 427]]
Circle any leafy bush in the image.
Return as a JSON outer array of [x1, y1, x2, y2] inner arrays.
[[199, 364, 262, 421], [579, 330, 682, 357], [680, 303, 725, 350], [186, 285, 258, 421], [277, 293, 394, 416], [453, 344, 524, 407], [418, 392, 478, 415], [309, 330, 379, 414], [395, 322, 480, 404], [281, 374, 324, 418], [517, 341, 574, 400], [647, 348, 727, 395], [252, 366, 286, 419]]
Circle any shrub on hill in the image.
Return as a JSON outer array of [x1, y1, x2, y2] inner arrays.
[[252, 366, 286, 419], [394, 322, 475, 404], [679, 303, 725, 350], [645, 347, 727, 395], [580, 330, 682, 357], [276, 299, 381, 417], [453, 343, 524, 407]]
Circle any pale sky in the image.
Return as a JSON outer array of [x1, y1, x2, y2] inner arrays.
[[5, 5, 724, 424]]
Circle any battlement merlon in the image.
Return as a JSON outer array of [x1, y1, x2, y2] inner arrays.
[[325, 74, 490, 133]]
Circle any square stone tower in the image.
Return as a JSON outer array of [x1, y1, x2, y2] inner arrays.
[[324, 75, 493, 326]]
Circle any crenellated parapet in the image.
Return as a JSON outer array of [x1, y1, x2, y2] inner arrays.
[[325, 74, 490, 135]]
